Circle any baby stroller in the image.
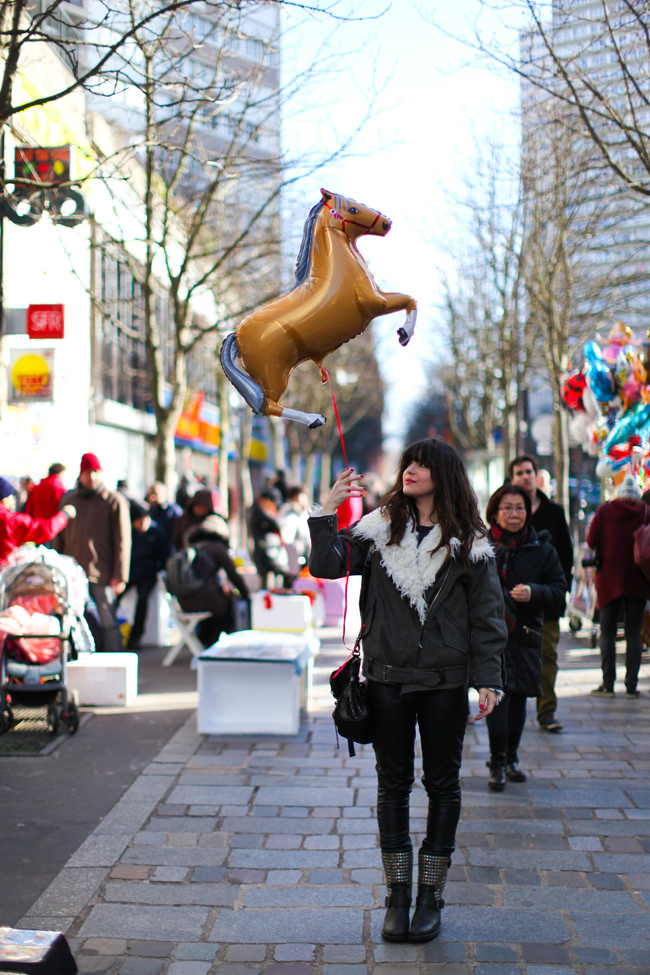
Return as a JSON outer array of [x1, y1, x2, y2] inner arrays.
[[0, 546, 95, 735]]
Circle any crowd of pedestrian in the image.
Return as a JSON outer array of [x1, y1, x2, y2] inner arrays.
[[1, 438, 648, 947]]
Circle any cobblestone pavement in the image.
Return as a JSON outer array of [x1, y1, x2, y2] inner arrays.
[[16, 625, 650, 974]]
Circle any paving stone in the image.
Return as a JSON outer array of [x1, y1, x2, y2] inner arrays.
[[105, 880, 237, 906], [152, 867, 189, 882], [225, 945, 267, 961], [266, 871, 303, 885], [122, 942, 174, 962], [266, 966, 313, 975], [571, 946, 620, 964], [174, 945, 217, 961], [475, 944, 519, 962], [323, 944, 366, 962], [166, 964, 211, 975], [78, 905, 210, 941], [522, 943, 573, 964], [475, 966, 522, 975], [82, 939, 129, 954], [23, 867, 108, 916], [208, 907, 362, 943], [571, 911, 650, 947], [243, 885, 372, 907], [273, 944, 315, 962], [119, 959, 165, 975]]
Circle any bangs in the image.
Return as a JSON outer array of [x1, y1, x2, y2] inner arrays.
[[401, 439, 436, 472]]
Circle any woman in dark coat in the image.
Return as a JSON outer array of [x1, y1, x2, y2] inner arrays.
[[309, 438, 507, 944], [586, 474, 650, 697], [178, 516, 250, 647], [485, 484, 567, 792]]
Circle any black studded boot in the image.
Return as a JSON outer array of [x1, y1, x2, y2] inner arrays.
[[409, 850, 449, 943], [381, 848, 412, 942], [487, 751, 507, 791], [506, 752, 527, 782]]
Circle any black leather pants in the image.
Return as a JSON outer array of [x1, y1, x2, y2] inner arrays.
[[367, 681, 469, 858]]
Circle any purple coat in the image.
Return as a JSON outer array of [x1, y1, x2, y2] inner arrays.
[[586, 499, 650, 607]]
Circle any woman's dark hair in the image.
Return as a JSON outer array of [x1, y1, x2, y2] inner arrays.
[[379, 437, 486, 566], [485, 483, 532, 526]]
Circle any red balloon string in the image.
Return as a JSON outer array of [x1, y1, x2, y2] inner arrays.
[[321, 368, 352, 646]]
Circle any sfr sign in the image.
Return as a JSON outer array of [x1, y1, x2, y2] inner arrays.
[[27, 304, 64, 339]]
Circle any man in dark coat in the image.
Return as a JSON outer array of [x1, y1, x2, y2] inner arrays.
[[587, 474, 650, 697], [120, 501, 170, 649], [509, 456, 574, 732]]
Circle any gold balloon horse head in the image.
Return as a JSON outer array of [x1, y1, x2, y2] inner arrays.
[[220, 187, 417, 428]]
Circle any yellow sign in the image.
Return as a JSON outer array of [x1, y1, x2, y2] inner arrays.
[[10, 349, 54, 401]]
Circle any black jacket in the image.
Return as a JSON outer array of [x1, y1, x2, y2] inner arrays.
[[309, 509, 506, 693], [530, 491, 574, 590], [490, 526, 567, 697]]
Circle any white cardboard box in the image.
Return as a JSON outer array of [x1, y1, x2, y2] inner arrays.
[[66, 652, 138, 706], [197, 631, 319, 735], [251, 591, 313, 633]]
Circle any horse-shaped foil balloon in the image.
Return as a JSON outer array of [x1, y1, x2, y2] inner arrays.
[[220, 188, 417, 428]]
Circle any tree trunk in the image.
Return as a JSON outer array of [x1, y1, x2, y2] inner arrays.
[[552, 394, 570, 517], [153, 408, 180, 486]]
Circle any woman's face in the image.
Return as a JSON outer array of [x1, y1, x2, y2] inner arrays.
[[402, 459, 435, 501], [495, 492, 527, 533]]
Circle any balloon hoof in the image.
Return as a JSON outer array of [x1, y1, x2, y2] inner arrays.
[[309, 415, 327, 429], [397, 328, 410, 346]]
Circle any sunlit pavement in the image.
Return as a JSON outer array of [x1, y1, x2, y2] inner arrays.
[[14, 623, 650, 974]]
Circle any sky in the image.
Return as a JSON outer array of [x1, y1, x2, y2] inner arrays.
[[281, 0, 521, 450]]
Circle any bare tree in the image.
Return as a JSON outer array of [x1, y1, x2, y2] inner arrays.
[[73, 2, 380, 493], [434, 138, 529, 472], [282, 328, 384, 498]]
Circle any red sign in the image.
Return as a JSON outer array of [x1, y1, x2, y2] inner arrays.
[[15, 146, 71, 185], [27, 304, 65, 339]]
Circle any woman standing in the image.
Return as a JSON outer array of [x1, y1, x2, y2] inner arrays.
[[309, 438, 507, 944], [586, 474, 650, 697], [484, 484, 567, 791]]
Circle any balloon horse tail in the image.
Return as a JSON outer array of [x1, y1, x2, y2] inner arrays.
[[219, 332, 326, 429]]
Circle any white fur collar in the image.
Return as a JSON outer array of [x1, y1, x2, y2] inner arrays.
[[352, 507, 494, 623]]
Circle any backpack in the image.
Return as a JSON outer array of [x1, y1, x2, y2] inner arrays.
[[165, 544, 211, 597]]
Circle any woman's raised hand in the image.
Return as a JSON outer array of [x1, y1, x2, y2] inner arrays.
[[321, 468, 366, 515]]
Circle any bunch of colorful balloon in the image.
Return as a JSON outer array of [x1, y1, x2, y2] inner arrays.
[[561, 322, 650, 484]]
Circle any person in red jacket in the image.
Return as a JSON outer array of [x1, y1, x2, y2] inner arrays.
[[0, 476, 75, 564], [24, 463, 67, 519], [586, 474, 650, 698]]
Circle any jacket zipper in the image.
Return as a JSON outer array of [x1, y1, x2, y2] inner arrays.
[[416, 561, 453, 664]]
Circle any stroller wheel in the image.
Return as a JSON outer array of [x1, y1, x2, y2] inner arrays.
[[47, 700, 62, 735], [62, 700, 80, 735], [568, 616, 582, 633]]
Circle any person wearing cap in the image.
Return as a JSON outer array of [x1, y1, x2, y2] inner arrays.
[[586, 474, 650, 698], [0, 476, 75, 563], [24, 463, 67, 520], [118, 501, 170, 650], [54, 453, 131, 651]]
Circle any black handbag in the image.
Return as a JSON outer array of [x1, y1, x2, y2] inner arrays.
[[330, 636, 373, 757]]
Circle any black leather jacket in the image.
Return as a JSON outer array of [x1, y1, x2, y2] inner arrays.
[[309, 511, 506, 693]]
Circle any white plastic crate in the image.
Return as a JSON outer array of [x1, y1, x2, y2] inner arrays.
[[197, 630, 319, 735], [251, 591, 313, 633], [66, 651, 138, 706]]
